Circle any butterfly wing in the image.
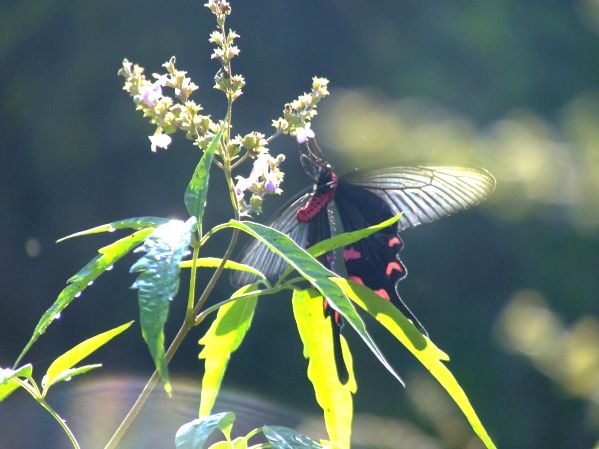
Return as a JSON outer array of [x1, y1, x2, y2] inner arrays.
[[343, 166, 496, 231], [335, 166, 495, 334], [230, 193, 312, 287]]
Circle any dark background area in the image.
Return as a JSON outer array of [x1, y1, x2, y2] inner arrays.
[[2, 1, 599, 448]]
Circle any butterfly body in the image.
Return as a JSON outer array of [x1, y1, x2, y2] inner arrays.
[[232, 139, 496, 383]]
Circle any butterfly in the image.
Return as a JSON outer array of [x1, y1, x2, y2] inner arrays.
[[231, 138, 496, 383]]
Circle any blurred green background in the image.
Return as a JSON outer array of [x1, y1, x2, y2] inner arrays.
[[2, 1, 599, 448]]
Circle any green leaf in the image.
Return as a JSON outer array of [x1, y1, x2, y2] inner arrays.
[[278, 213, 403, 285], [42, 321, 132, 395], [333, 278, 497, 449], [184, 126, 225, 228], [0, 364, 33, 401], [175, 412, 236, 449], [43, 364, 102, 389], [15, 228, 154, 367], [198, 285, 258, 417], [180, 257, 266, 280], [262, 426, 323, 449], [308, 213, 402, 259], [56, 217, 169, 243], [225, 220, 404, 385], [292, 289, 355, 449], [130, 218, 196, 394]]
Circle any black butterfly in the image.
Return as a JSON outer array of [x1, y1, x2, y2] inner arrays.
[[231, 139, 496, 383]]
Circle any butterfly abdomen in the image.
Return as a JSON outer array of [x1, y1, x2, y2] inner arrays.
[[296, 170, 338, 223]]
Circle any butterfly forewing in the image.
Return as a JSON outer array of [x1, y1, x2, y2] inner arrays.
[[344, 166, 495, 231]]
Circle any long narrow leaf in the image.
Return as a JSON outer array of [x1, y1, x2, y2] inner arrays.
[[225, 220, 404, 385], [292, 289, 356, 449], [333, 277, 497, 449], [198, 285, 258, 416], [130, 217, 196, 393], [308, 213, 402, 259], [184, 126, 225, 228], [180, 257, 266, 281], [15, 228, 154, 366], [57, 217, 169, 243], [42, 321, 133, 395]]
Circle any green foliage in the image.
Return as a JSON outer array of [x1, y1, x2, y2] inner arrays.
[[15, 228, 154, 366], [41, 321, 132, 396], [56, 217, 169, 243], [130, 218, 196, 393], [333, 278, 497, 449], [225, 219, 404, 385], [198, 285, 258, 416], [0, 364, 33, 401], [262, 426, 324, 449], [292, 289, 356, 448], [180, 257, 266, 281], [175, 412, 236, 449], [4, 2, 500, 449], [184, 126, 225, 229]]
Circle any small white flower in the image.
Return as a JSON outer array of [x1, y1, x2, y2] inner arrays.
[[295, 123, 315, 144], [149, 133, 172, 152], [139, 83, 163, 107]]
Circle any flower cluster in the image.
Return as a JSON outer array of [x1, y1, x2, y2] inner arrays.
[[272, 77, 330, 143], [119, 0, 332, 218], [206, 0, 245, 102], [234, 153, 286, 216], [118, 57, 218, 152]]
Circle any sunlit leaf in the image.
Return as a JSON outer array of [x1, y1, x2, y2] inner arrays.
[[0, 364, 33, 401], [44, 364, 102, 389], [262, 426, 323, 449], [333, 277, 497, 449], [56, 217, 169, 243], [225, 220, 404, 385], [307, 213, 402, 259], [130, 217, 196, 394], [180, 257, 266, 280], [292, 289, 356, 449], [15, 228, 154, 366], [198, 285, 258, 417], [184, 126, 225, 229], [175, 412, 236, 449], [42, 321, 132, 395]]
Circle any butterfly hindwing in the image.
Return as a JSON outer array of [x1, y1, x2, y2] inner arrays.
[[334, 180, 427, 334]]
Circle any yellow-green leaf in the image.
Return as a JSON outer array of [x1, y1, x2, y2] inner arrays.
[[180, 257, 266, 281], [42, 321, 133, 396], [292, 289, 356, 449], [333, 278, 497, 449], [198, 285, 258, 416]]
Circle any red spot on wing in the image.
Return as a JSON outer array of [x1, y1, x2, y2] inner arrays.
[[343, 247, 361, 261], [334, 310, 341, 324], [348, 275, 364, 285], [386, 261, 404, 276], [374, 289, 391, 300], [388, 236, 402, 247]]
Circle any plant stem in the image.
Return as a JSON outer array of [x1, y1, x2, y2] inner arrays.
[[39, 398, 82, 449], [103, 321, 190, 449], [17, 379, 81, 449], [186, 244, 201, 322]]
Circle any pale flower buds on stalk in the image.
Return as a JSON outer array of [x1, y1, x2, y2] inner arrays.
[[120, 0, 330, 217]]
